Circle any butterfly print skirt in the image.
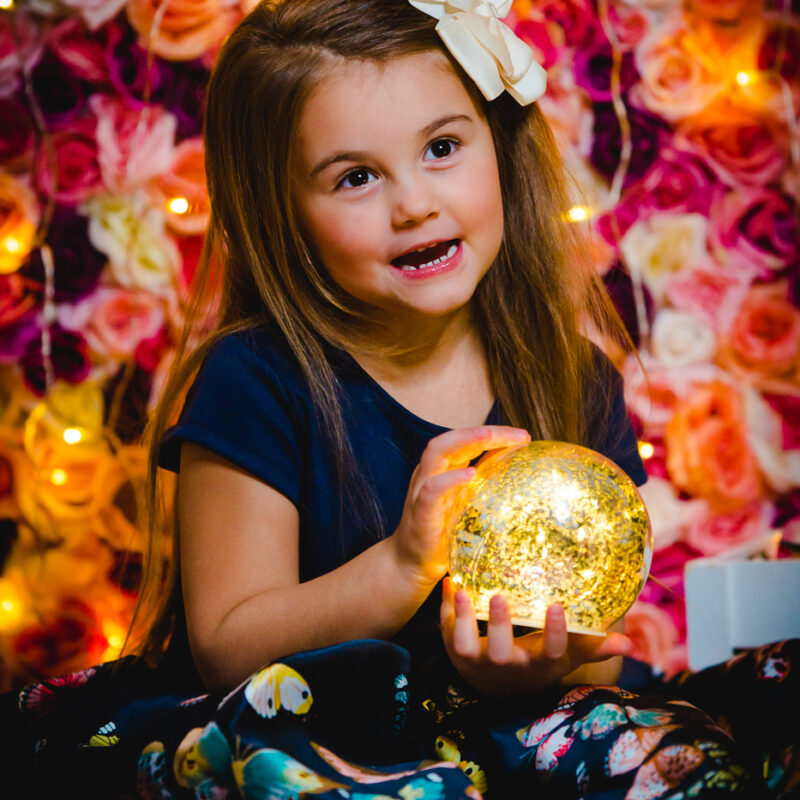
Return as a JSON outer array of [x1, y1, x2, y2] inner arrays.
[[7, 638, 799, 799]]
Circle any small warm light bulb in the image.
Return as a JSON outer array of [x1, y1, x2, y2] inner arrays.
[[0, 579, 23, 632], [638, 441, 655, 460], [102, 622, 127, 660], [168, 197, 189, 215], [2, 237, 21, 253], [0, 0, 14, 10], [63, 427, 83, 444], [50, 468, 68, 486], [567, 205, 589, 222], [736, 71, 753, 87]]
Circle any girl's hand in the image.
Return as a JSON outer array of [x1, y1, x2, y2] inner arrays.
[[440, 578, 633, 698], [391, 426, 530, 587]]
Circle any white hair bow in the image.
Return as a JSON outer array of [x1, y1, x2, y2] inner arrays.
[[409, 0, 547, 105]]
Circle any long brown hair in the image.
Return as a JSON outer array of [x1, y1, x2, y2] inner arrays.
[[131, 0, 630, 660]]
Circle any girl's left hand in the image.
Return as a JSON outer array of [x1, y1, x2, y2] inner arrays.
[[440, 578, 633, 698]]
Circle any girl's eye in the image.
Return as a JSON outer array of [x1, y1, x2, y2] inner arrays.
[[337, 168, 376, 189], [425, 138, 458, 160]]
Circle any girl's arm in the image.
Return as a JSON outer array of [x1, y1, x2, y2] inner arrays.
[[178, 426, 529, 691]]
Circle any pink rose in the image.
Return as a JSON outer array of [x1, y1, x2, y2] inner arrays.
[[126, 0, 240, 62], [90, 94, 176, 191], [665, 265, 753, 335], [0, 12, 42, 99], [0, 274, 38, 362], [764, 394, 800, 451], [513, 19, 560, 72], [47, 18, 107, 83], [632, 23, 725, 121], [34, 116, 102, 205], [60, 287, 166, 359], [665, 380, 762, 509], [676, 105, 787, 189], [721, 284, 800, 384], [153, 138, 210, 236], [712, 190, 799, 274], [625, 600, 679, 674], [607, 2, 649, 51], [683, 498, 772, 556], [638, 148, 723, 217]]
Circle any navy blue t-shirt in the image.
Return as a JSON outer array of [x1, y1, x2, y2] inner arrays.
[[159, 328, 646, 666]]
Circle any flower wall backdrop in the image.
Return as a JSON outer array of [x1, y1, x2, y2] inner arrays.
[[0, 0, 798, 688]]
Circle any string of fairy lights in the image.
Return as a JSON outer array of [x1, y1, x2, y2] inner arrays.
[[0, 0, 797, 661]]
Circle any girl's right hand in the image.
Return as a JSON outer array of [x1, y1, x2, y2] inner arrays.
[[391, 426, 530, 587]]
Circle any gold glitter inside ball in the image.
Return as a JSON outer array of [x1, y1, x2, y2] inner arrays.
[[448, 441, 653, 635]]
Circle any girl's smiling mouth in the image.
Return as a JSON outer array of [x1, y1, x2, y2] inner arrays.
[[390, 239, 461, 278]]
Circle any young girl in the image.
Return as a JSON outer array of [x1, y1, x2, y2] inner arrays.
[[13, 1, 796, 798]]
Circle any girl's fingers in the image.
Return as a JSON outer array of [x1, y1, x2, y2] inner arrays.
[[419, 426, 529, 475], [486, 594, 514, 664], [451, 589, 481, 660], [542, 603, 568, 660]]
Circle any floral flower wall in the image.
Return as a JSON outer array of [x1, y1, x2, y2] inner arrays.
[[0, 0, 798, 688]]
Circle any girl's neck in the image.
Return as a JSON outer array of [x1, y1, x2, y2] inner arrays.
[[348, 306, 494, 429]]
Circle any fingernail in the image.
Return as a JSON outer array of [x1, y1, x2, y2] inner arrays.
[[455, 590, 469, 609]]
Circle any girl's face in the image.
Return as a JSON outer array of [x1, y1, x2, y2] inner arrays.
[[292, 51, 504, 322]]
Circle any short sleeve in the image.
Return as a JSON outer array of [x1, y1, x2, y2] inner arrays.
[[158, 334, 302, 505], [587, 349, 648, 487]]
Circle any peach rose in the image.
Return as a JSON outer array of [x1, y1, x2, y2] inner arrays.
[[723, 284, 800, 381], [632, 23, 725, 121], [127, 0, 240, 62], [153, 138, 210, 236], [665, 380, 762, 509], [683, 498, 772, 556], [625, 600, 679, 675], [0, 174, 39, 274], [90, 94, 176, 192], [59, 286, 166, 360]]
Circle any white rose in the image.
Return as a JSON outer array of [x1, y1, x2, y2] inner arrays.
[[84, 193, 180, 292], [652, 308, 716, 365], [620, 213, 710, 300], [744, 388, 800, 493]]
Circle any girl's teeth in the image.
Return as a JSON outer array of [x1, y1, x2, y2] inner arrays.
[[399, 242, 458, 271]]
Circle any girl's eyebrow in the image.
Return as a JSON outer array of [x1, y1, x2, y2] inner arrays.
[[308, 113, 474, 179]]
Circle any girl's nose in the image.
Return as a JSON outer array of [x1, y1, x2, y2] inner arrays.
[[390, 175, 439, 228]]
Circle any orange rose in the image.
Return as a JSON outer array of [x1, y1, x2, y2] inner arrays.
[[127, 0, 240, 62], [665, 380, 761, 509], [153, 138, 210, 236], [720, 284, 800, 390]]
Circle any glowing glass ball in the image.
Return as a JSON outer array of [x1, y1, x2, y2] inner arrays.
[[448, 441, 652, 635]]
